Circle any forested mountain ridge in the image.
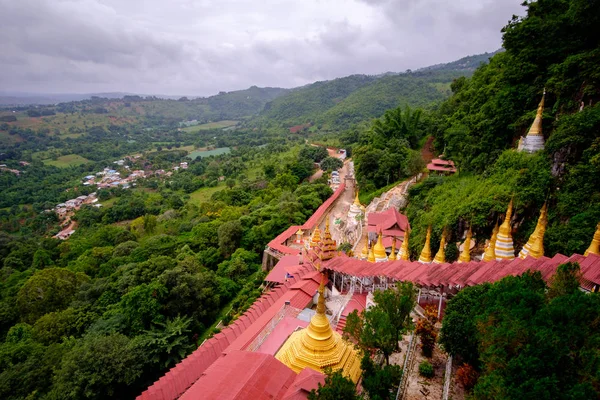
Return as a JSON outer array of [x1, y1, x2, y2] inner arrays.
[[254, 63, 487, 130]]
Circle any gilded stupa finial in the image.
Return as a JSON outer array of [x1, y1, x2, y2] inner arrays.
[[316, 273, 326, 314], [418, 226, 432, 263], [584, 222, 600, 256], [458, 226, 472, 263], [519, 89, 546, 152]]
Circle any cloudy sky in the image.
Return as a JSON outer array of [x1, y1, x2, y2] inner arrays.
[[0, 0, 524, 96]]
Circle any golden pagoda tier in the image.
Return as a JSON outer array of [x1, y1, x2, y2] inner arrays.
[[519, 203, 548, 259], [418, 226, 432, 263], [275, 275, 362, 383], [495, 199, 516, 260], [373, 231, 388, 263], [314, 217, 337, 261], [584, 222, 600, 256], [388, 237, 397, 261], [398, 229, 410, 261], [310, 227, 322, 249], [518, 90, 546, 153], [483, 222, 499, 262], [433, 229, 446, 264], [458, 227, 472, 263]]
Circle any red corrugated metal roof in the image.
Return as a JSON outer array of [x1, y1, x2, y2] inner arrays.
[[367, 208, 410, 235], [180, 350, 297, 400], [282, 368, 325, 400], [323, 253, 600, 289]]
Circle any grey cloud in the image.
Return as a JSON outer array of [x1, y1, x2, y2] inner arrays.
[[0, 0, 524, 95]]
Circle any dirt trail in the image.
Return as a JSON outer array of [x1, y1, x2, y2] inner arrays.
[[421, 136, 435, 164]]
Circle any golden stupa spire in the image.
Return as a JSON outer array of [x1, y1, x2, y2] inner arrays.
[[458, 226, 472, 263], [418, 226, 432, 263], [483, 222, 499, 262], [584, 222, 600, 256], [495, 198, 516, 260], [275, 273, 362, 382], [527, 90, 545, 136], [373, 231, 388, 262], [367, 241, 375, 263], [399, 229, 410, 261], [389, 236, 397, 260], [519, 202, 548, 259], [433, 228, 447, 264]]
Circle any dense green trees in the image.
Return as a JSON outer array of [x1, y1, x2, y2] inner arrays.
[[440, 264, 600, 398]]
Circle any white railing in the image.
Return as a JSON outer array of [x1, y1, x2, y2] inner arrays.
[[442, 355, 453, 400], [333, 284, 355, 326], [396, 331, 417, 400]]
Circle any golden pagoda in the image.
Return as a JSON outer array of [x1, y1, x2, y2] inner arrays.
[[518, 90, 546, 153], [458, 226, 472, 263], [483, 222, 499, 262], [495, 199, 515, 260], [388, 236, 397, 261], [348, 189, 363, 224], [353, 190, 361, 207], [418, 226, 432, 263], [310, 227, 322, 248], [367, 241, 376, 263], [584, 222, 600, 256], [314, 216, 337, 261], [433, 229, 447, 264], [398, 229, 410, 261], [519, 203, 548, 259], [275, 275, 362, 382], [373, 231, 388, 262]]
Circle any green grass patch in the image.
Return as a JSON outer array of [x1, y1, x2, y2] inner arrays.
[[42, 154, 91, 168], [189, 185, 224, 205], [181, 120, 238, 132], [188, 147, 231, 160]]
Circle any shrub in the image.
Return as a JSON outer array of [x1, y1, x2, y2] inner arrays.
[[419, 361, 434, 378], [415, 318, 437, 357], [456, 363, 478, 391]]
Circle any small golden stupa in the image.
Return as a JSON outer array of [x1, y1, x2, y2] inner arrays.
[[367, 241, 376, 263], [433, 229, 447, 264], [398, 229, 410, 261], [584, 222, 600, 256], [388, 236, 397, 261], [373, 231, 388, 262], [483, 222, 499, 262], [275, 275, 362, 382], [418, 226, 432, 263], [519, 203, 548, 259], [458, 226, 472, 263]]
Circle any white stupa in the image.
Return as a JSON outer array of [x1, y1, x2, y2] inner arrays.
[[518, 90, 546, 153]]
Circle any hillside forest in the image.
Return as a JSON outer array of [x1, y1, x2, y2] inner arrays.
[[0, 0, 599, 398]]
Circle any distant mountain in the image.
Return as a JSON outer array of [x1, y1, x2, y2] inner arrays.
[[254, 51, 498, 130], [415, 50, 502, 73]]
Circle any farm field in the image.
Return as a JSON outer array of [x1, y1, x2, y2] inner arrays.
[[42, 154, 91, 167], [181, 120, 238, 132], [188, 147, 231, 160]]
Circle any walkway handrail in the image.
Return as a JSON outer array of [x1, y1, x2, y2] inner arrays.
[[396, 331, 417, 400], [442, 355, 453, 400]]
